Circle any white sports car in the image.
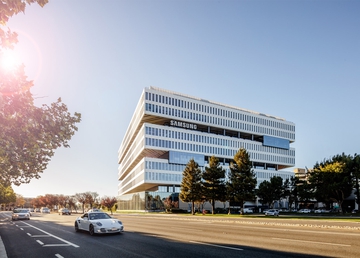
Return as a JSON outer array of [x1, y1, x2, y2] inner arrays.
[[75, 211, 124, 235]]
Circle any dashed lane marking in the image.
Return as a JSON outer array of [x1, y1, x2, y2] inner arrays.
[[21, 221, 79, 248]]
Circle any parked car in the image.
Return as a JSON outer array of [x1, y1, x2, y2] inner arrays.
[[352, 209, 358, 214], [12, 209, 30, 220], [298, 209, 311, 213], [59, 208, 71, 215], [34, 208, 41, 212], [75, 211, 124, 236], [242, 208, 254, 214], [265, 209, 279, 216], [314, 209, 326, 213], [40, 207, 50, 213]]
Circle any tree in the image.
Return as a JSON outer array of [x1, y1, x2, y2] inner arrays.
[[309, 154, 353, 213], [15, 193, 25, 208], [256, 180, 272, 208], [256, 176, 284, 209], [179, 158, 203, 215], [84, 192, 99, 209], [0, 0, 81, 186], [283, 176, 301, 211], [74, 193, 87, 213], [0, 184, 16, 209], [351, 153, 360, 211], [202, 156, 226, 214], [226, 148, 257, 215], [101, 196, 117, 215]]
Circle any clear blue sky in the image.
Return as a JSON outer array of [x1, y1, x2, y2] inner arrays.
[[7, 0, 360, 198]]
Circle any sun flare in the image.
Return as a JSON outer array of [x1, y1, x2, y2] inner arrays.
[[0, 49, 21, 71]]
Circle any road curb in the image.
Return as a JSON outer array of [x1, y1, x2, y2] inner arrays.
[[0, 236, 8, 258]]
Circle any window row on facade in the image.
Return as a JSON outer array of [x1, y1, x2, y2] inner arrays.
[[145, 125, 294, 156], [145, 136, 295, 165], [145, 91, 295, 132], [144, 161, 293, 183], [145, 103, 295, 140]]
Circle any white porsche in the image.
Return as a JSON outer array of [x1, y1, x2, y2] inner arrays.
[[75, 211, 124, 236]]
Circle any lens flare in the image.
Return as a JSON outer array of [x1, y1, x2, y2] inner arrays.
[[0, 48, 21, 71]]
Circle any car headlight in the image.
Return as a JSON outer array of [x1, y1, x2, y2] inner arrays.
[[118, 221, 123, 225], [94, 222, 102, 226]]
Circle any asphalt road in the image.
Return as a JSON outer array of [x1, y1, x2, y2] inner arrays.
[[1, 211, 360, 258]]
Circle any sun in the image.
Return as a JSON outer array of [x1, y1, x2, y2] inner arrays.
[[0, 48, 20, 71]]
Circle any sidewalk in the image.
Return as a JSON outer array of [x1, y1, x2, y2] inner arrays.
[[0, 236, 7, 258]]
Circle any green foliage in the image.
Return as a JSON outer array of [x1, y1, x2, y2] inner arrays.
[[257, 176, 284, 208], [226, 148, 257, 212], [0, 183, 16, 204], [202, 156, 226, 214], [179, 158, 202, 215], [309, 153, 354, 212], [0, 0, 81, 186], [256, 180, 272, 206]]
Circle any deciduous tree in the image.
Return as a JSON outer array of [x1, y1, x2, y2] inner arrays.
[[101, 196, 117, 214], [0, 0, 81, 186]]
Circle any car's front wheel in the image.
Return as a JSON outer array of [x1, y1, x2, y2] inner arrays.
[[75, 222, 79, 232], [89, 225, 95, 236]]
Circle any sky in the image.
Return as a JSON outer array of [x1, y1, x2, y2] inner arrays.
[[4, 0, 359, 198]]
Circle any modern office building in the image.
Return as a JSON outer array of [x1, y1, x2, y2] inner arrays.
[[118, 86, 295, 211]]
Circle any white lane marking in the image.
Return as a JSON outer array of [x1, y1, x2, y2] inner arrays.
[[272, 237, 351, 247], [43, 244, 70, 247], [27, 233, 31, 236], [21, 221, 79, 248], [190, 241, 243, 251], [31, 235, 51, 238], [36, 240, 44, 245], [55, 254, 64, 258]]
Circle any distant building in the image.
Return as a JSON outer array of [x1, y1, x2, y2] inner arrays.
[[117, 86, 296, 211]]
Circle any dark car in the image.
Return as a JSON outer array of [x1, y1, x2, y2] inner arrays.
[[59, 208, 71, 215]]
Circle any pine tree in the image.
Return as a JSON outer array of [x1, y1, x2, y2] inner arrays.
[[226, 148, 257, 214], [202, 156, 226, 214], [179, 159, 203, 215]]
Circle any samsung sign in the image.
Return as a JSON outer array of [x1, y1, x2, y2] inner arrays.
[[170, 120, 197, 130]]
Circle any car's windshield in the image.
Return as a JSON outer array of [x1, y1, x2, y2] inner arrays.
[[14, 209, 28, 213], [89, 213, 111, 220]]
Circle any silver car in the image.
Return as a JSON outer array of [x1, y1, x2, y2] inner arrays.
[[265, 209, 279, 216], [12, 209, 31, 220]]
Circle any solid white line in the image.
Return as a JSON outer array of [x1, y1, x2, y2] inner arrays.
[[31, 235, 51, 238], [36, 240, 44, 245], [272, 237, 351, 247], [55, 254, 64, 258], [21, 221, 79, 248], [43, 244, 70, 247], [189, 241, 243, 251]]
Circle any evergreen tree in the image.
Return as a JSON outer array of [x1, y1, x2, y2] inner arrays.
[[179, 159, 203, 215], [202, 156, 226, 214], [226, 148, 257, 214], [256, 180, 272, 208]]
